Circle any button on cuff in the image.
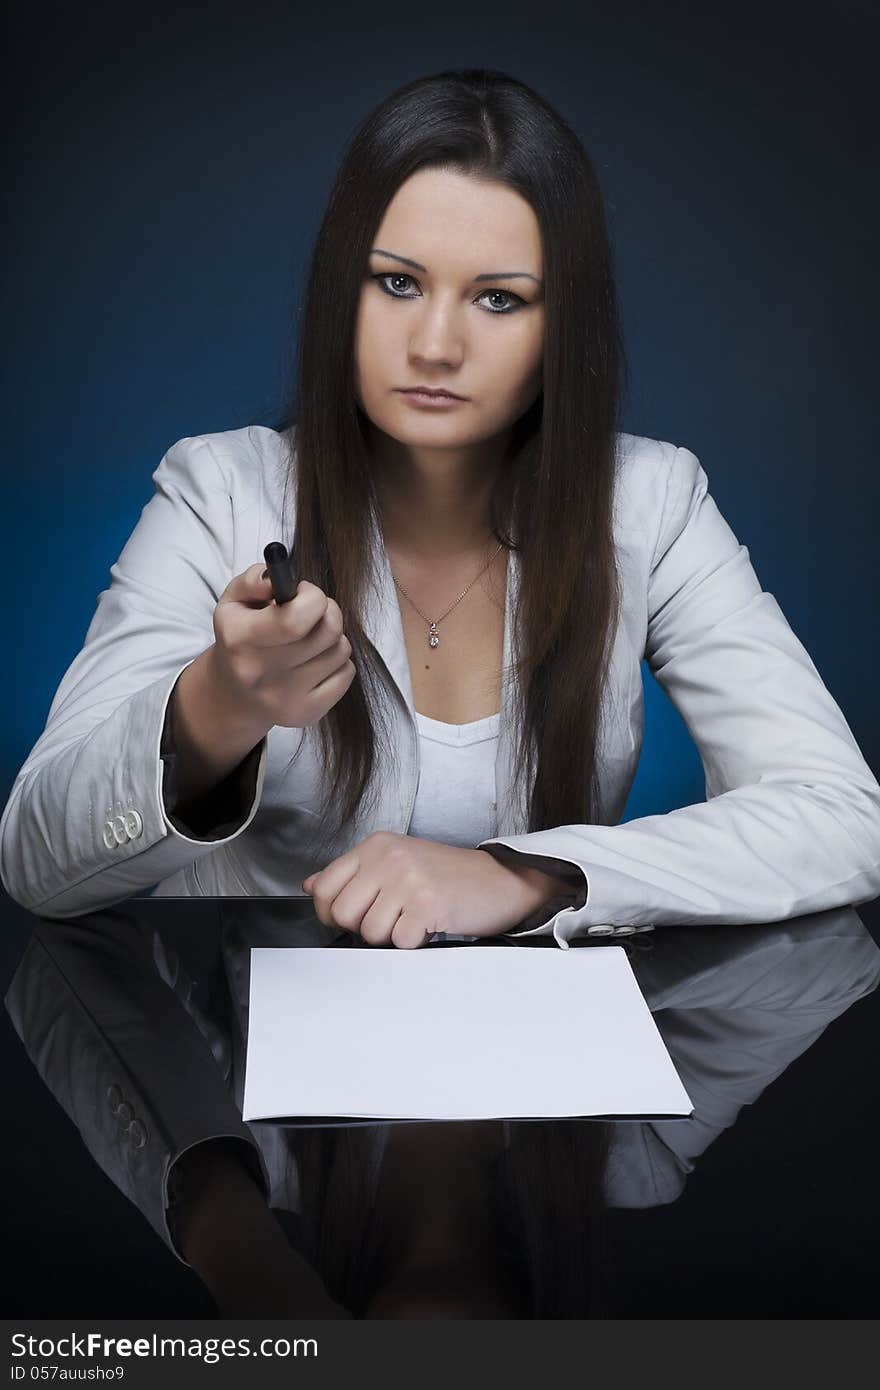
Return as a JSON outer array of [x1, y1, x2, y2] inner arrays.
[[128, 1120, 147, 1149]]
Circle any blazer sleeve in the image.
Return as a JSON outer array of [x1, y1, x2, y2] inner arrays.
[[3, 908, 272, 1264], [478, 443, 880, 947], [0, 435, 268, 920], [604, 912, 880, 1207]]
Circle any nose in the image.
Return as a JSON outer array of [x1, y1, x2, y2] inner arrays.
[[407, 293, 465, 366]]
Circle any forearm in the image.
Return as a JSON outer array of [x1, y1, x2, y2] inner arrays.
[[170, 647, 272, 807], [175, 1142, 336, 1316]]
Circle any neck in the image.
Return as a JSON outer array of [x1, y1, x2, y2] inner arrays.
[[366, 422, 512, 559]]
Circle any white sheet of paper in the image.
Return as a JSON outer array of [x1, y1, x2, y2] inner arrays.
[[243, 945, 692, 1122]]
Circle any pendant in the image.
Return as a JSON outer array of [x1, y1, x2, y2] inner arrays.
[[428, 622, 440, 649]]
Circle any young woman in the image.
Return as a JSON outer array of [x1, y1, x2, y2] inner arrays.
[[2, 67, 879, 1318]]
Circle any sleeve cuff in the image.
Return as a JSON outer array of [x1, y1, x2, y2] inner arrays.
[[164, 1135, 273, 1266], [160, 681, 265, 842], [477, 841, 590, 949]]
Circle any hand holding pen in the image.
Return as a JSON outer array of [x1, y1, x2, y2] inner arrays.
[[205, 542, 357, 731], [262, 541, 298, 604]]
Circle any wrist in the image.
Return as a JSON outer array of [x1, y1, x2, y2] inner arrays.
[[174, 1142, 267, 1266], [170, 649, 270, 804], [511, 863, 576, 908], [478, 849, 577, 915], [199, 645, 273, 746], [175, 1146, 330, 1310]]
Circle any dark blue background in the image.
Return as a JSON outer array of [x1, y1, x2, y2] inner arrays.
[[4, 0, 877, 819], [3, 0, 879, 1325]]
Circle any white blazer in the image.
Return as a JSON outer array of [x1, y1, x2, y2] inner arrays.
[[2, 425, 880, 945]]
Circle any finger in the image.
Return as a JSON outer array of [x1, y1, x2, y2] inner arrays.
[[326, 878, 383, 936], [221, 562, 281, 606], [308, 851, 361, 925], [271, 631, 353, 684], [223, 592, 345, 660], [240, 585, 334, 649], [390, 908, 435, 950], [221, 567, 334, 637], [254, 582, 336, 647], [359, 890, 405, 947]]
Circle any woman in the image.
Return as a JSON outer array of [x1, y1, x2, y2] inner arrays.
[[2, 67, 880, 1317]]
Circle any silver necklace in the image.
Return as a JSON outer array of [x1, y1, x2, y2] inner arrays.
[[391, 541, 505, 649]]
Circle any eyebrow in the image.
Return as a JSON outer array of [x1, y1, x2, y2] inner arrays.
[[369, 247, 543, 286]]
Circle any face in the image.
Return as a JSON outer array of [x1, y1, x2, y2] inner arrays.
[[354, 167, 545, 453]]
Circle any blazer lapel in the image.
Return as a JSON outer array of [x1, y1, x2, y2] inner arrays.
[[495, 540, 531, 836], [361, 501, 416, 712]]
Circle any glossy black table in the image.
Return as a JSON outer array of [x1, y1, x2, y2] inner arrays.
[[2, 891, 878, 1319]]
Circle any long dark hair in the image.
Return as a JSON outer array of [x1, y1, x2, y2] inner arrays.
[[289, 1117, 611, 1319], [269, 66, 627, 849], [267, 66, 625, 1317]]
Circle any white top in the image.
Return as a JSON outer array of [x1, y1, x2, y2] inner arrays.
[[409, 708, 501, 847], [408, 707, 501, 943]]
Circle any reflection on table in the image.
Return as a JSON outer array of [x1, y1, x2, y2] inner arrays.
[[5, 897, 879, 1318]]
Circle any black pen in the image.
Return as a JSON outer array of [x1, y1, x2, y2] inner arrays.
[[262, 542, 298, 605]]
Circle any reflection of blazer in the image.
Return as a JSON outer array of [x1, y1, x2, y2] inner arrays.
[[604, 907, 880, 1206], [5, 898, 878, 1262], [2, 425, 880, 943]]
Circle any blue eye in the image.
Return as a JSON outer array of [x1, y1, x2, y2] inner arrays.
[[370, 272, 525, 315]]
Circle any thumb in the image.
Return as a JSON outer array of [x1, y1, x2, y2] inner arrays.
[[222, 562, 276, 606]]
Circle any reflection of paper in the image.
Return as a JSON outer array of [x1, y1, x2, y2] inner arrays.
[[243, 945, 693, 1122]]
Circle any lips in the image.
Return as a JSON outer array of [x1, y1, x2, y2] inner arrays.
[[398, 387, 465, 400]]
